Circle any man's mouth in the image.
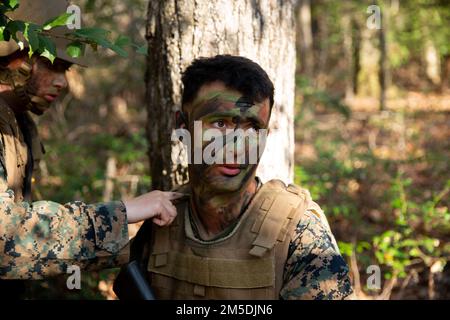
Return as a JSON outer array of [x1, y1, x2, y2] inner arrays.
[[43, 93, 58, 102], [216, 164, 245, 176]]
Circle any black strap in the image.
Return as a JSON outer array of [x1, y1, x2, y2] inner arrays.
[[112, 219, 155, 300], [130, 219, 152, 263]]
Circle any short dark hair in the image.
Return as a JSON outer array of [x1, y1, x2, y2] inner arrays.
[[181, 55, 274, 110]]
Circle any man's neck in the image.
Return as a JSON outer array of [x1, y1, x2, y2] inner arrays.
[[190, 178, 258, 240]]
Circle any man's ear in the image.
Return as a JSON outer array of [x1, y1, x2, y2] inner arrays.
[[175, 110, 188, 129]]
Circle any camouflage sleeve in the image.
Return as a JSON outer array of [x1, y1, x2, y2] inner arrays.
[[280, 203, 353, 300], [0, 144, 129, 280]]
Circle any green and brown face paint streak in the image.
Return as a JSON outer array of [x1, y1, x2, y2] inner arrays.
[[188, 124, 259, 194], [189, 91, 269, 128], [189, 158, 256, 195], [188, 89, 270, 167], [189, 91, 244, 113], [189, 171, 258, 235], [185, 89, 270, 235], [187, 89, 269, 194], [188, 151, 258, 236]]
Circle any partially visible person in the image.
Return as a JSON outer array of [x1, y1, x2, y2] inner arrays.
[[0, 0, 180, 292]]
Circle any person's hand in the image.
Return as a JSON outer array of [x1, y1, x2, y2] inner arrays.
[[123, 191, 184, 225]]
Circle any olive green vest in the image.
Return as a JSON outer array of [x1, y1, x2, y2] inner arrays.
[[146, 180, 314, 300], [0, 97, 44, 202]]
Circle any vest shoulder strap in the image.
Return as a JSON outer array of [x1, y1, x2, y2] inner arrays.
[[249, 180, 311, 258], [149, 185, 190, 268]]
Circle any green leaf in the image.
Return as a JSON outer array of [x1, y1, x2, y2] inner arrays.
[[73, 27, 129, 57], [6, 20, 25, 39], [43, 12, 74, 31], [38, 35, 56, 63], [137, 44, 148, 55], [40, 49, 56, 63], [66, 41, 84, 58], [74, 27, 110, 40], [356, 241, 371, 253], [105, 42, 128, 57], [2, 28, 11, 41], [67, 27, 147, 58], [72, 28, 146, 57], [23, 23, 40, 57], [114, 35, 131, 48], [6, 0, 19, 10], [0, 12, 7, 25], [0, 26, 5, 41], [0, 1, 19, 14]]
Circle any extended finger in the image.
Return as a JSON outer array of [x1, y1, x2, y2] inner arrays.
[[167, 192, 186, 200]]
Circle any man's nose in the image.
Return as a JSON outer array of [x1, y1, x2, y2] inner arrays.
[[52, 73, 68, 91]]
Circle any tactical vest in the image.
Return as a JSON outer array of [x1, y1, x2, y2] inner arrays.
[[146, 180, 318, 300], [0, 97, 44, 202]]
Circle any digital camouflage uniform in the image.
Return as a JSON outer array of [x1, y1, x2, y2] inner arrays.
[[0, 99, 129, 280], [0, 0, 129, 281], [281, 206, 352, 299]]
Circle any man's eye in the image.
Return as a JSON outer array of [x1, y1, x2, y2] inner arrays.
[[213, 120, 226, 128]]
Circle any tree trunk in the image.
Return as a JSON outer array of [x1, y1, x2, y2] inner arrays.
[[424, 39, 441, 86], [352, 18, 361, 96], [315, 4, 329, 90], [145, 0, 297, 190], [440, 54, 450, 93], [341, 7, 353, 100], [378, 0, 388, 111], [297, 0, 314, 77], [358, 25, 379, 99]]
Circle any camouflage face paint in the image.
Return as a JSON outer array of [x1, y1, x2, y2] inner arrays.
[[189, 91, 269, 129], [182, 82, 272, 236], [186, 88, 271, 194]]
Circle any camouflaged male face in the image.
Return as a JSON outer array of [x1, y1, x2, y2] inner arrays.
[[185, 82, 271, 193]]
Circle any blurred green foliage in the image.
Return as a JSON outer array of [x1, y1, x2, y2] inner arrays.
[[0, 0, 146, 62]]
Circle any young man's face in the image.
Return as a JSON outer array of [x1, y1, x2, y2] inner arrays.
[[7, 52, 71, 113], [185, 81, 271, 193], [26, 56, 70, 113]]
